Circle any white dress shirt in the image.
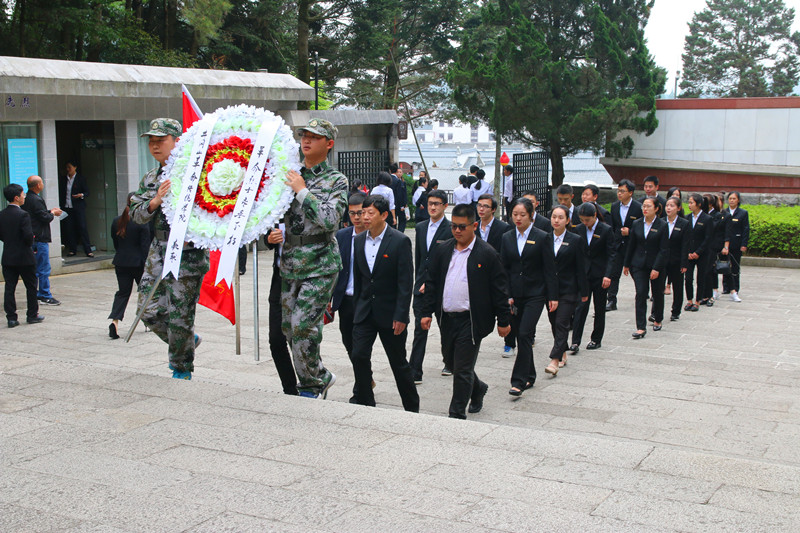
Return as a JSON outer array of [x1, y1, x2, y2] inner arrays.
[[691, 212, 699, 228], [470, 179, 492, 201], [442, 237, 475, 312], [644, 217, 654, 237], [619, 199, 632, 224], [553, 231, 565, 255], [371, 184, 395, 210], [516, 224, 533, 256], [412, 187, 424, 205], [65, 174, 76, 208], [365, 224, 388, 273], [667, 216, 677, 237], [453, 186, 472, 206], [479, 218, 493, 242], [426, 217, 443, 251], [345, 227, 357, 296], [503, 175, 513, 202], [586, 219, 598, 245]]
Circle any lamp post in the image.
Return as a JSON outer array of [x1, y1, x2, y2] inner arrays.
[[674, 70, 680, 98], [314, 51, 319, 110]]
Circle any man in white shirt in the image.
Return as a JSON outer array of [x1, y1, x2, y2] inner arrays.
[[503, 165, 514, 221]]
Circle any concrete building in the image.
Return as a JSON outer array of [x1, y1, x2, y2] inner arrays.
[[0, 56, 397, 276]]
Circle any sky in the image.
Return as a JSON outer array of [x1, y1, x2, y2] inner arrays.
[[644, 0, 800, 95]]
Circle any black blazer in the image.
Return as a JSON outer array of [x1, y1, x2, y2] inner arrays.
[[646, 195, 667, 218], [567, 206, 581, 233], [0, 206, 35, 266], [500, 225, 557, 301], [478, 218, 512, 253], [353, 226, 414, 328], [724, 207, 750, 249], [111, 216, 151, 268], [332, 226, 357, 312], [686, 211, 713, 257], [708, 209, 726, 253], [595, 203, 611, 224], [610, 199, 643, 249], [532, 212, 552, 232], [22, 191, 55, 243], [666, 216, 690, 270], [61, 173, 90, 210], [414, 190, 429, 222], [422, 237, 511, 341], [545, 231, 589, 298], [390, 175, 408, 209], [576, 221, 616, 281], [624, 217, 669, 272], [414, 217, 451, 292]]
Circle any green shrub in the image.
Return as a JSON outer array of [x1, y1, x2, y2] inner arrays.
[[742, 204, 800, 259]]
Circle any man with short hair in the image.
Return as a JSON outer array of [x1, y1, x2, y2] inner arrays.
[[389, 163, 408, 232], [421, 203, 511, 419], [409, 189, 451, 382], [581, 184, 610, 221], [607, 179, 643, 311], [523, 191, 552, 232], [130, 118, 210, 380], [502, 164, 514, 220], [476, 193, 511, 253], [643, 175, 667, 217], [351, 194, 418, 411], [556, 183, 580, 232], [0, 184, 43, 327], [467, 165, 479, 187], [23, 175, 63, 306], [60, 160, 94, 257]]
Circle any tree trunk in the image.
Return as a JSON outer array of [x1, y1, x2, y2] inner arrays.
[[165, 0, 178, 50], [297, 0, 311, 110], [494, 131, 503, 219], [549, 140, 565, 188], [16, 0, 25, 56]]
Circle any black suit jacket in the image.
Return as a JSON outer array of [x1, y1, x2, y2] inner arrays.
[[566, 206, 581, 233], [353, 226, 414, 328], [500, 226, 557, 301], [111, 216, 151, 268], [545, 231, 589, 298], [724, 207, 750, 249], [532, 212, 552, 232], [576, 221, 616, 281], [624, 217, 669, 272], [332, 226, 358, 312], [686, 211, 713, 256], [414, 217, 451, 292], [666, 217, 690, 269], [61, 173, 90, 210], [422, 237, 511, 340], [708, 209, 726, 253], [610, 199, 643, 250], [390, 175, 408, 209], [478, 218, 512, 253], [596, 204, 611, 224], [22, 191, 55, 243], [0, 206, 35, 266]]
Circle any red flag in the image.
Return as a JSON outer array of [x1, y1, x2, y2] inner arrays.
[[182, 85, 237, 325], [198, 251, 236, 325]]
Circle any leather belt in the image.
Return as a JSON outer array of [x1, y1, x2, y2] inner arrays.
[[285, 233, 331, 246]]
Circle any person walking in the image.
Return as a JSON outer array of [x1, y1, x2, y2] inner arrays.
[[684, 193, 713, 313], [664, 196, 690, 321], [22, 175, 63, 306]]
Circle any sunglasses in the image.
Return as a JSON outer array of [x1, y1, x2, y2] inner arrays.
[[451, 223, 472, 231]]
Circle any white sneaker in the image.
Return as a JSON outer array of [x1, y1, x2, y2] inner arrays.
[[731, 292, 742, 302], [502, 346, 515, 358], [713, 289, 719, 299]]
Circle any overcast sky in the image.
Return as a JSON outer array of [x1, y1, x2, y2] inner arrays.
[[644, 0, 800, 95]]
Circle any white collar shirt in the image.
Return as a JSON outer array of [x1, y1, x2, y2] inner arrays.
[[365, 224, 388, 273], [516, 223, 532, 256], [644, 217, 654, 237], [65, 174, 75, 208], [586, 219, 598, 245], [426, 217, 443, 251], [442, 237, 475, 313], [345, 227, 358, 296], [553, 231, 565, 255], [480, 218, 493, 242], [620, 199, 631, 223], [667, 217, 677, 237]]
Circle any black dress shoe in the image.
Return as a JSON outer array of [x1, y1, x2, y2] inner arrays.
[[606, 301, 617, 311], [441, 367, 452, 376], [652, 324, 662, 331], [109, 323, 120, 339], [586, 341, 601, 350], [468, 382, 489, 413], [648, 314, 655, 323], [26, 315, 45, 324], [508, 387, 523, 397], [8, 320, 20, 328], [632, 330, 646, 339], [670, 315, 680, 321], [523, 381, 534, 390], [569, 344, 580, 354]]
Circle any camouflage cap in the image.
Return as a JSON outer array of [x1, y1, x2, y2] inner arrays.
[[297, 118, 337, 140], [141, 118, 182, 138]]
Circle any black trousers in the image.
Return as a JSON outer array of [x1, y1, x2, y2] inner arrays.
[[607, 243, 627, 304], [351, 315, 419, 412], [440, 312, 485, 419], [108, 265, 144, 320], [63, 207, 92, 254], [3, 265, 38, 321], [397, 208, 407, 233], [704, 249, 723, 298], [410, 292, 442, 380], [238, 245, 247, 274], [666, 263, 685, 318], [504, 318, 517, 349], [572, 282, 607, 346], [548, 293, 578, 360], [510, 296, 546, 389], [685, 255, 708, 302], [268, 267, 298, 395], [722, 248, 743, 293], [337, 295, 361, 398], [632, 268, 665, 330]]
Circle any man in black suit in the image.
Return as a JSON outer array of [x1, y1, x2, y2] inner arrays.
[[409, 189, 451, 382], [580, 184, 611, 222], [0, 184, 44, 327], [643, 175, 667, 218], [556, 184, 581, 233], [522, 191, 553, 232], [331, 192, 368, 402], [571, 203, 615, 351], [23, 175, 63, 306], [422, 203, 511, 419], [476, 193, 512, 253], [351, 195, 419, 412], [606, 179, 643, 311], [265, 225, 299, 396], [60, 160, 94, 257], [389, 163, 408, 233]]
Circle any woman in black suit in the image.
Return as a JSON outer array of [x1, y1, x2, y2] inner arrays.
[[664, 196, 690, 321], [108, 193, 151, 339], [623, 197, 669, 338], [500, 198, 557, 396], [664, 187, 685, 297], [544, 205, 588, 375], [722, 191, 749, 302], [703, 193, 725, 305], [684, 193, 713, 313], [413, 174, 430, 223]]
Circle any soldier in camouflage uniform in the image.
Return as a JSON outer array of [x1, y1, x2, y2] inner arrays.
[[129, 118, 210, 380], [278, 119, 349, 398]]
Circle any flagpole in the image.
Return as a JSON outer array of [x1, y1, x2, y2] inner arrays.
[[252, 242, 260, 361], [234, 255, 241, 355]]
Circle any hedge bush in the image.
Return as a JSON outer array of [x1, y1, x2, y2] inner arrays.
[[743, 204, 800, 259]]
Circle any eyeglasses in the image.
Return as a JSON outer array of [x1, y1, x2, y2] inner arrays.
[[348, 210, 363, 217], [428, 201, 443, 207], [477, 203, 493, 209], [451, 223, 471, 231]]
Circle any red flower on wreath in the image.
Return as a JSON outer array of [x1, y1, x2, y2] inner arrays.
[[195, 136, 271, 217]]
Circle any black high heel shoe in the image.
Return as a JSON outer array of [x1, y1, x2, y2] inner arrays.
[[632, 330, 647, 339]]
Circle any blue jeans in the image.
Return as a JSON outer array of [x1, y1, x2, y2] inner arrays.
[[32, 241, 52, 299]]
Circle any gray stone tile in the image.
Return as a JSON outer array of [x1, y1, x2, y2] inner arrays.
[[0, 412, 53, 439], [2, 421, 114, 466], [10, 360, 136, 386], [326, 504, 487, 533], [708, 484, 800, 528], [0, 502, 83, 532], [0, 391, 49, 413], [18, 399, 161, 433], [186, 512, 333, 533], [17, 381, 148, 409]]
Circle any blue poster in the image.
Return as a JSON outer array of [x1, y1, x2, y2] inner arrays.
[[8, 138, 39, 187]]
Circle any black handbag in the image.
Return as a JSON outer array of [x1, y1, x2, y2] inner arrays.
[[715, 259, 731, 274]]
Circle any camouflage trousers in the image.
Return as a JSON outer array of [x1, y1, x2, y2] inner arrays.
[[281, 273, 338, 394], [137, 242, 209, 373]]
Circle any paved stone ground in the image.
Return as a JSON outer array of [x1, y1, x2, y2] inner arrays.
[[2, 247, 800, 532]]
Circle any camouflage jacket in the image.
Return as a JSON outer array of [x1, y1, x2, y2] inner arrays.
[[129, 166, 169, 239], [280, 160, 348, 280]]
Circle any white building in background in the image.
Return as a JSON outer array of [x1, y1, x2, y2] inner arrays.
[[405, 120, 496, 145]]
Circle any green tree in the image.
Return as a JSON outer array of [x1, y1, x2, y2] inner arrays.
[[448, 0, 664, 187], [680, 0, 800, 98]]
